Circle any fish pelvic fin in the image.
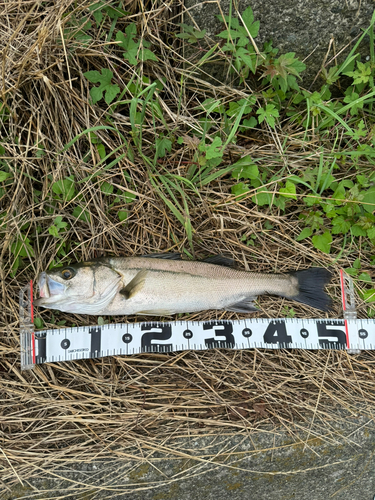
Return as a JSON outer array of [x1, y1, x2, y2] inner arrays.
[[287, 268, 332, 312], [120, 269, 148, 299], [225, 297, 258, 313]]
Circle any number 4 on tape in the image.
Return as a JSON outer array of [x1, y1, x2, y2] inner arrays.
[[19, 271, 371, 370]]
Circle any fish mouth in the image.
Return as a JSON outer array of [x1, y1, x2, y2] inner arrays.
[[36, 272, 66, 302]]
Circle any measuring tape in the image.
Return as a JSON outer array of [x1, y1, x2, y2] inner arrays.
[[19, 270, 370, 370]]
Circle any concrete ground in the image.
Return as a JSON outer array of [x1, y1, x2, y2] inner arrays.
[[3, 416, 375, 500]]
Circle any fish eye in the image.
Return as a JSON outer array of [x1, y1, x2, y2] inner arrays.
[[61, 268, 75, 280]]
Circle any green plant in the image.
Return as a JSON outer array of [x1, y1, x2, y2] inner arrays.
[[216, 6, 260, 82], [10, 233, 35, 275], [176, 24, 206, 44], [48, 216, 68, 238], [84, 69, 120, 105], [116, 24, 158, 65]]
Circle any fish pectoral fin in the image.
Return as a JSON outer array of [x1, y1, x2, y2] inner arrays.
[[120, 269, 148, 299], [225, 297, 258, 313]]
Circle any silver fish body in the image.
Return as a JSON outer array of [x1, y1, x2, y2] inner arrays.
[[34, 255, 332, 315]]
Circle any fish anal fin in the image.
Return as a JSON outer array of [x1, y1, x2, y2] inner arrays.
[[225, 297, 258, 313], [141, 253, 182, 260], [202, 255, 235, 268], [120, 269, 148, 299], [137, 309, 174, 316]]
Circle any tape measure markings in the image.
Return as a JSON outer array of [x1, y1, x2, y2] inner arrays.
[[24, 317, 375, 368]]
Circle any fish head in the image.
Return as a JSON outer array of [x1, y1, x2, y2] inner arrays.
[[34, 261, 122, 314]]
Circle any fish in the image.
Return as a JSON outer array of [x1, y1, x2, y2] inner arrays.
[[34, 253, 332, 315]]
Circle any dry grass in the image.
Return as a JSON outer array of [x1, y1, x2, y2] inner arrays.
[[1, 0, 375, 496]]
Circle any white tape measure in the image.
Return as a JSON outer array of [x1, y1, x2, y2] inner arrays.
[[19, 270, 368, 370]]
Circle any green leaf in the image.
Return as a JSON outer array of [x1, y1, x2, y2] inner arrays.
[[241, 6, 260, 37], [253, 188, 271, 206], [331, 216, 351, 234], [176, 24, 207, 43], [256, 104, 279, 129], [358, 272, 372, 283], [216, 14, 240, 30], [312, 231, 332, 254], [296, 227, 313, 241], [102, 3, 129, 19], [48, 225, 60, 238], [226, 97, 254, 117], [96, 143, 106, 159], [101, 181, 114, 195], [345, 61, 371, 85], [90, 86, 104, 104], [52, 176, 76, 202], [351, 224, 367, 237], [116, 25, 155, 65], [231, 182, 249, 199], [155, 135, 172, 158], [72, 206, 91, 223], [140, 48, 158, 62], [361, 187, 375, 213], [367, 227, 375, 240], [363, 289, 375, 303], [89, 1, 103, 26], [103, 83, 120, 105], [344, 268, 358, 276], [84, 69, 120, 104], [124, 191, 136, 204], [54, 216, 67, 229], [205, 137, 223, 160], [236, 47, 256, 73], [240, 117, 257, 130], [11, 234, 35, 258], [345, 119, 367, 140], [343, 90, 363, 115], [353, 258, 361, 269], [279, 180, 297, 199], [118, 210, 128, 222], [231, 158, 259, 180], [0, 171, 10, 182], [34, 317, 44, 329], [216, 28, 244, 41]]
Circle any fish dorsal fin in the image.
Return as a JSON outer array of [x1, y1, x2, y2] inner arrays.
[[202, 255, 235, 268], [140, 252, 234, 267], [120, 269, 148, 299], [141, 253, 182, 260]]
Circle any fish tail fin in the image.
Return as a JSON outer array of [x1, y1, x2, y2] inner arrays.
[[287, 268, 332, 312]]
